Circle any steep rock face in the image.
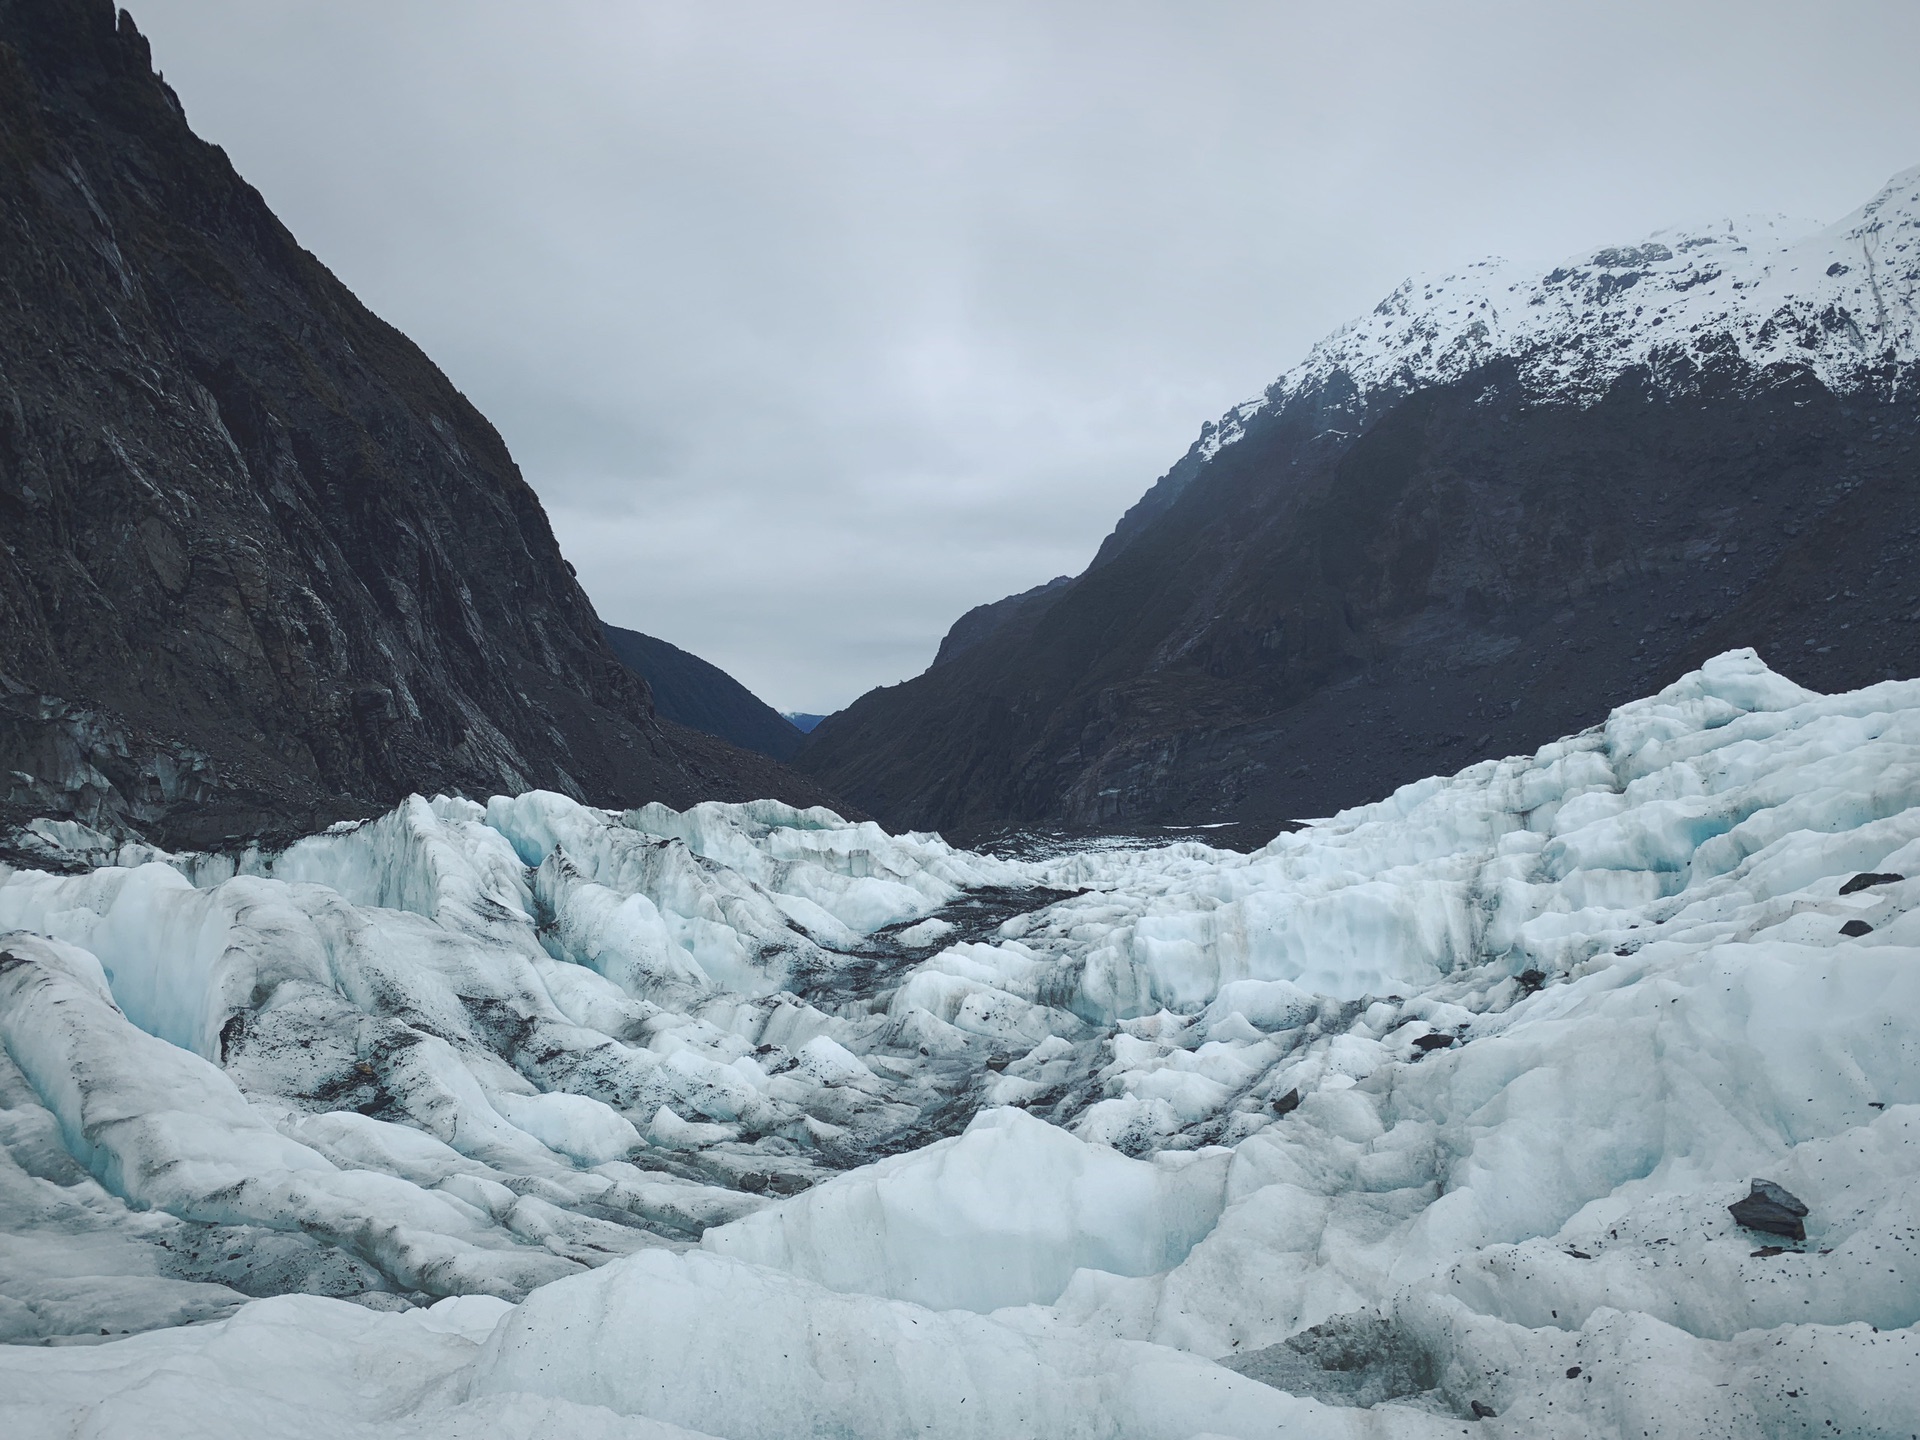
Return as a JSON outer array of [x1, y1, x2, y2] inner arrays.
[[0, 0, 842, 848], [797, 170, 1920, 842], [930, 576, 1071, 669], [601, 624, 804, 761]]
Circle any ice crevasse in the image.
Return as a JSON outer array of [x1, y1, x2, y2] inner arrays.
[[0, 648, 1917, 1439]]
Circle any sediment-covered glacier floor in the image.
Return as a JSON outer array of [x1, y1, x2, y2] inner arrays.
[[2, 649, 1917, 1438]]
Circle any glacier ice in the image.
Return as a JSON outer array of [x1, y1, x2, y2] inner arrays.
[[2, 649, 1918, 1437], [701, 1106, 1233, 1312]]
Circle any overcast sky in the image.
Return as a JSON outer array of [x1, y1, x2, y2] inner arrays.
[[131, 1, 1920, 714]]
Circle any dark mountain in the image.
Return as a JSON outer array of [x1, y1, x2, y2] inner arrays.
[[0, 0, 846, 850], [601, 624, 804, 761], [796, 173, 1920, 844], [931, 576, 1071, 668], [784, 713, 828, 735]]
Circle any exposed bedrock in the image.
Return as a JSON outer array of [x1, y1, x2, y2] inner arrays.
[[801, 368, 1920, 843], [0, 0, 843, 850]]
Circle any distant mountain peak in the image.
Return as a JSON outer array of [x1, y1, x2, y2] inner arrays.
[[1196, 165, 1920, 462]]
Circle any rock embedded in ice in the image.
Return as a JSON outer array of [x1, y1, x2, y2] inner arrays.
[[1729, 1178, 1810, 1242], [1839, 871, 1904, 894]]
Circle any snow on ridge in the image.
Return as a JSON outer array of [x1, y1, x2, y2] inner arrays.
[[1196, 163, 1920, 460]]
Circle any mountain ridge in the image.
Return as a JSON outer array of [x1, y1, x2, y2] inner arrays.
[[1194, 167, 1919, 467], [0, 0, 846, 849], [601, 624, 805, 761], [795, 168, 1920, 842]]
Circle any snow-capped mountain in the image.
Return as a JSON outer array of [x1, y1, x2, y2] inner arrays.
[[1199, 165, 1920, 459], [798, 169, 1920, 841]]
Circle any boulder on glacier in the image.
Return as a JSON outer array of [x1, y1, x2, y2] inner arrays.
[[1729, 1179, 1810, 1242]]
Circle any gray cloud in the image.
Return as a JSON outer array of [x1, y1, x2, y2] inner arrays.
[[133, 0, 1920, 712]]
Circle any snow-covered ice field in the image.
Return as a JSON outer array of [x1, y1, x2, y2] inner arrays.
[[3, 649, 1918, 1438]]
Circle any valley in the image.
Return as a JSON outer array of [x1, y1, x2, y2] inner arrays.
[[0, 3, 1915, 1437]]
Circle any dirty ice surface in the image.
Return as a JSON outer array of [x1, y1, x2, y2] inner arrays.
[[3, 649, 1918, 1438]]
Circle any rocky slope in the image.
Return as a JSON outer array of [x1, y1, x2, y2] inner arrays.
[[797, 168, 1920, 843], [601, 624, 805, 761], [0, 0, 840, 852]]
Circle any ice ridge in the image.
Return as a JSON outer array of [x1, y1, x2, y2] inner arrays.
[[1, 649, 1919, 1436]]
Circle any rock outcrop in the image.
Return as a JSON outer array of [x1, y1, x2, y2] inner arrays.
[[0, 0, 842, 849]]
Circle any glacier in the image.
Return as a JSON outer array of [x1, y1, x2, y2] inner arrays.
[[2, 648, 1919, 1437]]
